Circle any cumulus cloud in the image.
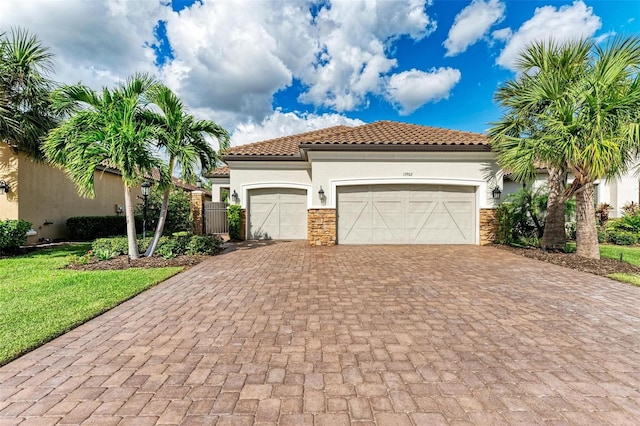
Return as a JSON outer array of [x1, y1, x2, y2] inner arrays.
[[297, 0, 436, 111], [444, 0, 505, 57], [385, 68, 461, 115], [496, 1, 601, 71], [0, 0, 441, 144], [0, 0, 167, 90], [231, 109, 365, 146]]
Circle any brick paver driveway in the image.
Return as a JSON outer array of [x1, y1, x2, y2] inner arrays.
[[1, 242, 640, 425]]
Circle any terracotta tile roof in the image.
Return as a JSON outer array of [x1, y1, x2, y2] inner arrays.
[[225, 125, 352, 157], [99, 163, 209, 194], [208, 165, 230, 177], [223, 121, 488, 158]]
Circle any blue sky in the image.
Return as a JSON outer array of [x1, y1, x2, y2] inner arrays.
[[1, 0, 638, 146]]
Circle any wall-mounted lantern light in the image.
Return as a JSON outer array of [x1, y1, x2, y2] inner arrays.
[[231, 190, 239, 203], [492, 186, 502, 200], [0, 180, 10, 195], [318, 186, 326, 203], [196, 179, 202, 188]]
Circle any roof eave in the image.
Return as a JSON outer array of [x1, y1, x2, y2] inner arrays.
[[222, 154, 305, 162], [299, 144, 491, 152]]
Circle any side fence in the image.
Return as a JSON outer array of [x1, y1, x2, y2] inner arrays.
[[204, 201, 228, 235]]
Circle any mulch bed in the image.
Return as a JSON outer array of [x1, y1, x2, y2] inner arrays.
[[67, 254, 210, 271], [496, 245, 640, 277]]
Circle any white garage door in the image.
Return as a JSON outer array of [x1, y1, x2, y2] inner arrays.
[[337, 185, 476, 244], [248, 188, 307, 240]]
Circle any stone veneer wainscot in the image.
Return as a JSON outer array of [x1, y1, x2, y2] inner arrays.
[[307, 209, 336, 246]]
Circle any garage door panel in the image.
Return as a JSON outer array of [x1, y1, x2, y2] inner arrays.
[[248, 188, 307, 240], [338, 185, 476, 244]]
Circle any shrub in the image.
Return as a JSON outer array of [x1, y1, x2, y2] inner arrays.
[[135, 189, 193, 235], [91, 234, 222, 258], [67, 216, 129, 241], [597, 227, 607, 244], [187, 235, 223, 255], [0, 219, 32, 252], [228, 204, 242, 240], [92, 237, 129, 255], [566, 222, 577, 240], [607, 230, 638, 246]]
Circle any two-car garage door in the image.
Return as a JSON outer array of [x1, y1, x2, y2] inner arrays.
[[337, 184, 476, 244]]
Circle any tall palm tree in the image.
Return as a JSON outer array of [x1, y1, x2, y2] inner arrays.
[[43, 74, 169, 258], [490, 39, 591, 251], [142, 85, 229, 257], [490, 37, 640, 259], [0, 28, 57, 159]]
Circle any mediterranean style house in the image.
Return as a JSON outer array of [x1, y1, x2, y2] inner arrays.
[[0, 144, 206, 244], [209, 121, 639, 246]]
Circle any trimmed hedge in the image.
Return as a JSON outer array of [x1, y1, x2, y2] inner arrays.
[[92, 234, 223, 258], [66, 216, 144, 241], [0, 220, 32, 252], [228, 204, 242, 240]]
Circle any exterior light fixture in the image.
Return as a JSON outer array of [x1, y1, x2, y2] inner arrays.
[[196, 179, 202, 188], [140, 181, 151, 238], [492, 186, 502, 200], [0, 180, 10, 194], [231, 190, 239, 203], [318, 186, 326, 203]]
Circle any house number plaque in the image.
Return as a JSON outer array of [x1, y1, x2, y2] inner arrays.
[[403, 172, 413, 176]]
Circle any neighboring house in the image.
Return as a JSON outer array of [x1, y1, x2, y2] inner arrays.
[[502, 172, 639, 217], [0, 144, 208, 244], [209, 121, 640, 246]]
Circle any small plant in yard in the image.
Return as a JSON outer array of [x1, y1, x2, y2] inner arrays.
[[0, 220, 32, 253], [228, 204, 242, 240], [91, 233, 223, 258], [95, 248, 117, 261]]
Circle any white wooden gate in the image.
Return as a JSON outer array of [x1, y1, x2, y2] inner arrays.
[[204, 201, 228, 234]]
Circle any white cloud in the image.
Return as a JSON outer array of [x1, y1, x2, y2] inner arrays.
[[231, 110, 364, 146], [0, 0, 440, 141], [297, 0, 436, 111], [385, 68, 461, 115], [444, 0, 505, 57], [0, 0, 167, 90], [496, 1, 601, 71], [491, 27, 512, 42]]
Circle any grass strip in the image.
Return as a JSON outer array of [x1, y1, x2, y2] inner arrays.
[[0, 244, 181, 365]]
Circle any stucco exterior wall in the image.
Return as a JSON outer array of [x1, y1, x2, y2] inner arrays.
[[0, 146, 146, 243], [307, 151, 501, 209], [19, 156, 136, 243], [225, 161, 312, 208], [0, 144, 19, 221], [209, 177, 230, 203]]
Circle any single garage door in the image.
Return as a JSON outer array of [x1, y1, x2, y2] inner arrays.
[[337, 184, 476, 244], [248, 188, 307, 240]]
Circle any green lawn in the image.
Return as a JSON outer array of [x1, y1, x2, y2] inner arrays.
[[0, 244, 182, 365], [599, 244, 640, 266]]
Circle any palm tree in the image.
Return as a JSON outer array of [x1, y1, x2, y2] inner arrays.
[[43, 74, 169, 258], [557, 37, 640, 258], [0, 28, 57, 159], [142, 85, 229, 257], [490, 37, 640, 258], [490, 39, 591, 251]]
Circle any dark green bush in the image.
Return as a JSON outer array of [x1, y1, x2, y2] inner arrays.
[[135, 189, 193, 234], [228, 204, 242, 240], [187, 235, 223, 255], [0, 220, 32, 252], [92, 234, 222, 257], [597, 227, 607, 244], [607, 230, 638, 246], [66, 216, 144, 241]]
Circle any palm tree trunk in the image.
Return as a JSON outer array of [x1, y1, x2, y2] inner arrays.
[[541, 166, 568, 250], [575, 182, 599, 259], [124, 184, 140, 259], [145, 188, 170, 257], [145, 157, 174, 257]]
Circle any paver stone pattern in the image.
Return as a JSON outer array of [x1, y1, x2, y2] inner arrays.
[[1, 241, 639, 425]]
